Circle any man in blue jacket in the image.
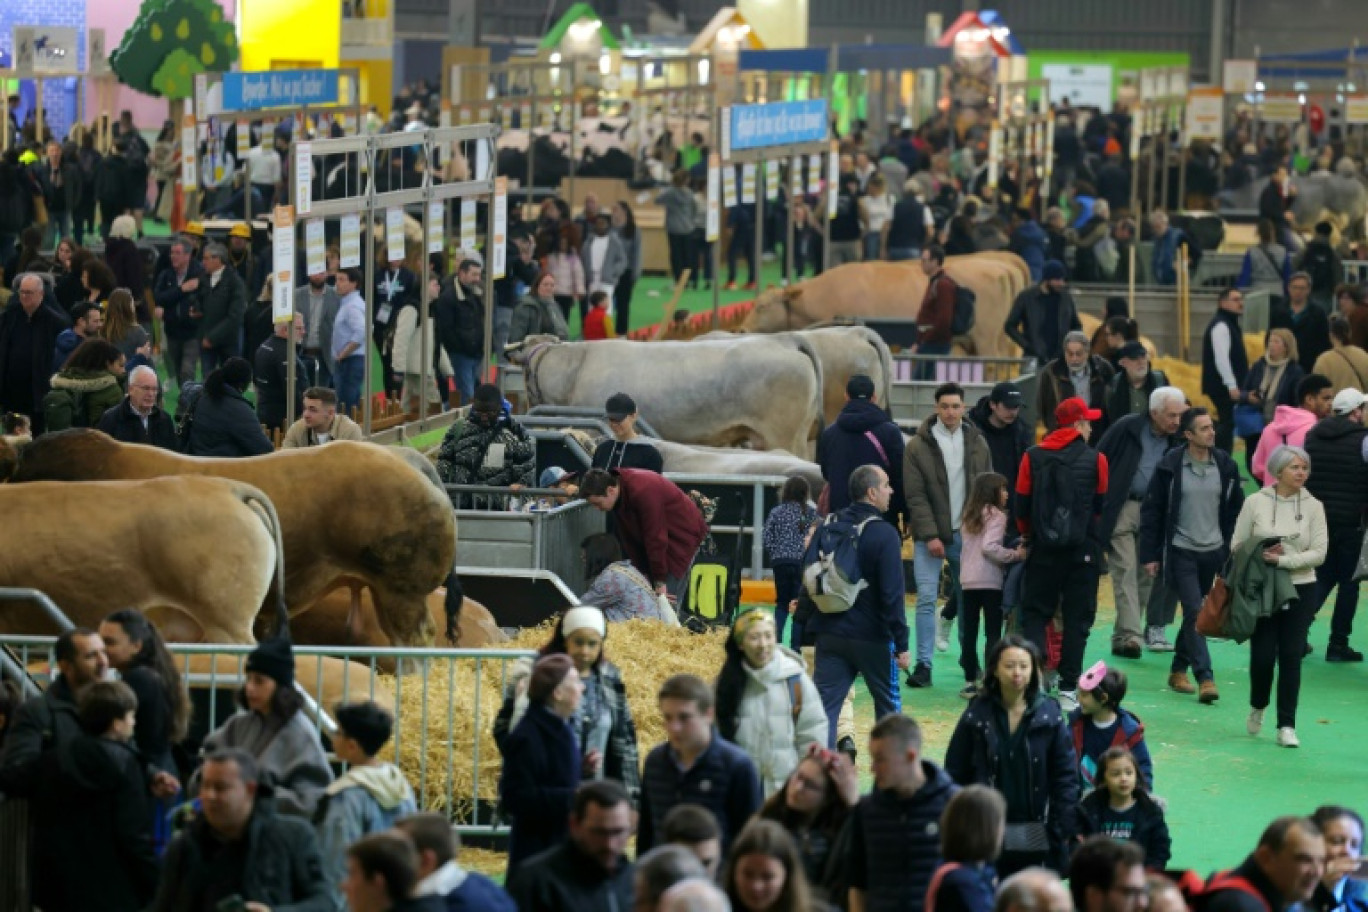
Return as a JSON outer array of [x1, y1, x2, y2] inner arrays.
[[808, 464, 911, 747]]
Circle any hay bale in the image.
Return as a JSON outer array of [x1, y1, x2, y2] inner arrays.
[[381, 619, 728, 817]]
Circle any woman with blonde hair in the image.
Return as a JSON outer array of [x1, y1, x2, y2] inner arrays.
[[1231, 444, 1327, 748], [1239, 327, 1305, 476]]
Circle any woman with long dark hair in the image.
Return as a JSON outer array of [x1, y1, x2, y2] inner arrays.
[[81, 257, 117, 306], [185, 357, 273, 457], [944, 634, 1077, 876], [193, 637, 333, 818], [491, 606, 640, 802], [102, 288, 152, 365], [98, 609, 190, 775], [99, 609, 192, 854], [50, 337, 126, 429], [612, 200, 640, 333], [756, 748, 858, 901], [714, 608, 827, 795]]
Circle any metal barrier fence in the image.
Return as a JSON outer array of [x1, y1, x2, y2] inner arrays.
[[1344, 261, 1368, 285], [665, 473, 787, 580], [445, 487, 606, 595], [1, 635, 536, 835], [888, 356, 1038, 430], [1069, 285, 1273, 354]]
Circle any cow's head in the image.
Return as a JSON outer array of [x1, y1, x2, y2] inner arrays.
[[743, 285, 805, 333], [505, 334, 564, 364]]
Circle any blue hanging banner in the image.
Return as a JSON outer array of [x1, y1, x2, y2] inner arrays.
[[724, 99, 830, 158], [221, 69, 340, 112]]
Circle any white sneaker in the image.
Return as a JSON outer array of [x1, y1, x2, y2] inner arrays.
[[1057, 690, 1079, 712], [936, 615, 953, 652], [1247, 708, 1265, 735], [1277, 727, 1300, 748]]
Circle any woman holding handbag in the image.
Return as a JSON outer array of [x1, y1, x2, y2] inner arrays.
[[1230, 444, 1328, 749], [1138, 407, 1245, 704], [1237, 328, 1304, 475]]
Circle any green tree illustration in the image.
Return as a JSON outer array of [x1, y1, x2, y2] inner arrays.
[[110, 0, 238, 99]]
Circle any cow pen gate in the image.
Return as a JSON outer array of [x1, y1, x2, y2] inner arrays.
[[0, 634, 536, 837], [285, 124, 503, 435]]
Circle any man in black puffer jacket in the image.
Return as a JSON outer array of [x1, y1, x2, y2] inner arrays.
[[847, 714, 958, 912], [816, 374, 907, 528], [1303, 388, 1368, 662], [968, 382, 1033, 504]]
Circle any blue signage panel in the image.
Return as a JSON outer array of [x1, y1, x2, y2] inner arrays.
[[222, 69, 341, 112], [728, 100, 830, 153]]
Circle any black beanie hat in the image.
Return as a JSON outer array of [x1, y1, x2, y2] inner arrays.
[[246, 636, 294, 690]]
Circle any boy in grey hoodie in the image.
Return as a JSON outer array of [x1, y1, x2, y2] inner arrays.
[[315, 701, 418, 906]]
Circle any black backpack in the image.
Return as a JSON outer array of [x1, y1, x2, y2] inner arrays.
[[1302, 244, 1337, 293], [951, 282, 977, 336], [1030, 444, 1091, 549]]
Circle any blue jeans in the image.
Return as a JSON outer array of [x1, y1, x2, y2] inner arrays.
[[888, 246, 921, 262], [44, 211, 72, 249], [814, 635, 901, 748], [452, 354, 481, 404], [913, 533, 961, 666], [915, 340, 951, 380], [335, 355, 365, 418]]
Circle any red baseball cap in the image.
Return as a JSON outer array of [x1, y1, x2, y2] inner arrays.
[[1055, 397, 1102, 426]]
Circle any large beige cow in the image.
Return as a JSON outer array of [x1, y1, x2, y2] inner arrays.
[[514, 334, 825, 456], [0, 476, 284, 643], [742, 253, 1028, 356]]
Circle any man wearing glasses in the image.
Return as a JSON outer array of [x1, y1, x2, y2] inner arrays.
[[591, 392, 663, 473], [96, 364, 180, 450], [0, 274, 67, 434]]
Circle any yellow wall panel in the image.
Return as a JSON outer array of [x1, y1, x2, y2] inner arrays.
[[239, 0, 340, 73]]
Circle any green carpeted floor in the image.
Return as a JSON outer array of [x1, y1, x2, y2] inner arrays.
[[847, 450, 1366, 873]]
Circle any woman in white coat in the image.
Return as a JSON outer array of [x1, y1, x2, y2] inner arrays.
[[1230, 444, 1328, 749], [714, 608, 828, 794]]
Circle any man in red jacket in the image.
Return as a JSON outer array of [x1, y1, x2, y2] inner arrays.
[[914, 245, 956, 379], [580, 468, 708, 602]]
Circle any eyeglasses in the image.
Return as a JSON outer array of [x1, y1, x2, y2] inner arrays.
[[130, 384, 160, 392]]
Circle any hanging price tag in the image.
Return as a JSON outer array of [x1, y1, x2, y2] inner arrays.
[[808, 154, 821, 195], [791, 155, 803, 197], [826, 142, 838, 219], [294, 142, 312, 215], [706, 154, 721, 243], [460, 199, 477, 253], [722, 165, 737, 208], [428, 201, 445, 254], [492, 177, 508, 278], [340, 214, 361, 268], [305, 219, 326, 277], [272, 206, 295, 324], [741, 163, 756, 204]]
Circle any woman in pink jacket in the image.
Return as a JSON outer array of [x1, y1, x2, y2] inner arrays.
[[957, 472, 1028, 699]]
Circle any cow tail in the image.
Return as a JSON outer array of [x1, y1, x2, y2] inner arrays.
[[443, 570, 464, 646], [793, 334, 826, 438], [239, 488, 290, 638]]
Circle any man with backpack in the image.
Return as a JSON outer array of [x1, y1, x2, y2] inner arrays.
[[915, 246, 958, 373], [1015, 397, 1110, 711], [805, 464, 910, 747], [903, 381, 992, 688]]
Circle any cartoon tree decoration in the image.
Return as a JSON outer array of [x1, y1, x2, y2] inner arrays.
[[110, 0, 238, 99]]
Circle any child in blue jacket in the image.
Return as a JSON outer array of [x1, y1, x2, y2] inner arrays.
[[1068, 661, 1154, 794]]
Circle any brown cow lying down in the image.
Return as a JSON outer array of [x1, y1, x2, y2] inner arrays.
[[0, 477, 284, 643], [4, 430, 457, 648], [742, 253, 1028, 358], [291, 586, 507, 672]]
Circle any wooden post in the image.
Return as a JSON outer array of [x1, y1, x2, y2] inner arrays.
[[1127, 244, 1137, 318]]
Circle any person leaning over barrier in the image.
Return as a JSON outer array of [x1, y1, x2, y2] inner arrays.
[[1138, 407, 1244, 703], [282, 386, 365, 447]]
